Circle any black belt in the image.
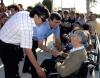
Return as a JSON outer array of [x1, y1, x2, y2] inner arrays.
[[0, 40, 23, 61], [0, 40, 20, 48]]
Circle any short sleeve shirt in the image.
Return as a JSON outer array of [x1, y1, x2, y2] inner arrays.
[[0, 11, 36, 49], [33, 21, 60, 41]]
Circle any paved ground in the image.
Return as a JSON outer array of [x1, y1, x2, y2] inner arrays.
[[0, 34, 99, 78], [0, 51, 52, 78]]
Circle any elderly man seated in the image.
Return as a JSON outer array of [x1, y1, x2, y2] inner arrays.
[[41, 33, 88, 77]]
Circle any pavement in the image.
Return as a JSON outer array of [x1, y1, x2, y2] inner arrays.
[[0, 34, 99, 78]]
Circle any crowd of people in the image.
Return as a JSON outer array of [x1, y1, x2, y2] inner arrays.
[[0, 3, 32, 29], [0, 3, 100, 78]]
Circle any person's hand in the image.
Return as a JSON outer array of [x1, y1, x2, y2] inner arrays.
[[62, 33, 67, 38], [86, 44, 94, 51], [36, 66, 46, 78], [51, 50, 63, 57]]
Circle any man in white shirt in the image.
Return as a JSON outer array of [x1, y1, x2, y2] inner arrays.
[[0, 5, 49, 78]]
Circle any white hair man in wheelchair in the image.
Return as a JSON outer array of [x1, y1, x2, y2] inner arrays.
[[41, 33, 88, 78], [55, 34, 88, 77]]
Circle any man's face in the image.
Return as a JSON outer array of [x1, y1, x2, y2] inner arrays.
[[34, 15, 46, 26], [90, 14, 96, 21], [70, 35, 80, 46], [49, 19, 61, 28]]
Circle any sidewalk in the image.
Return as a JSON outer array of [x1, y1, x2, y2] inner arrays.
[[0, 51, 52, 78]]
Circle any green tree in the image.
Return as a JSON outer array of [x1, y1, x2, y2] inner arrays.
[[35, 2, 42, 6], [86, 0, 96, 13], [89, 0, 96, 3], [42, 0, 52, 13], [1, 0, 4, 5]]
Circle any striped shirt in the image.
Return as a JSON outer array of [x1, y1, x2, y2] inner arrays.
[[0, 11, 36, 49]]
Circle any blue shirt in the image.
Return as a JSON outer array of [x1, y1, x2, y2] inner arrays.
[[33, 21, 60, 41]]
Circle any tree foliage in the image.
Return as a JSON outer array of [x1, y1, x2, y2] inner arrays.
[[35, 2, 42, 6], [89, 0, 96, 3], [42, 0, 52, 13]]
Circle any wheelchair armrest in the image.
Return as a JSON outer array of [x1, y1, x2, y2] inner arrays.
[[84, 60, 97, 67], [48, 72, 59, 78], [87, 52, 98, 56], [88, 64, 95, 69]]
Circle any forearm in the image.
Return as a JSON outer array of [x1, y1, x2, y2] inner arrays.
[[38, 44, 52, 53], [24, 48, 46, 78], [55, 39, 62, 51], [23, 48, 40, 69], [38, 41, 62, 57]]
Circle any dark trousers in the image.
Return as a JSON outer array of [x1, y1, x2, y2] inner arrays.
[[41, 59, 57, 76], [0, 40, 23, 78], [22, 39, 39, 78]]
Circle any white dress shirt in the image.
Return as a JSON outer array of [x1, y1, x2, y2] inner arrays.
[[0, 11, 36, 49], [70, 46, 85, 53]]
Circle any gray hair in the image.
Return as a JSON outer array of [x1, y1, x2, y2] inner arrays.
[[70, 32, 84, 44]]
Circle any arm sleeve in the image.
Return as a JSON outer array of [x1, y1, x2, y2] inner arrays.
[[20, 29, 33, 49], [37, 28, 45, 41]]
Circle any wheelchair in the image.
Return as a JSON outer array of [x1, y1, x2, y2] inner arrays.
[[47, 50, 98, 78], [43, 33, 99, 78], [42, 48, 98, 78]]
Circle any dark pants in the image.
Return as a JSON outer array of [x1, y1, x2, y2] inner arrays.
[[0, 40, 23, 78], [41, 59, 57, 76], [22, 39, 39, 78]]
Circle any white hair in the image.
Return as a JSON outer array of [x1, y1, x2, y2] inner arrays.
[[70, 33, 82, 43]]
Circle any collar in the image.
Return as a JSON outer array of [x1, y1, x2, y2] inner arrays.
[[70, 46, 84, 52]]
